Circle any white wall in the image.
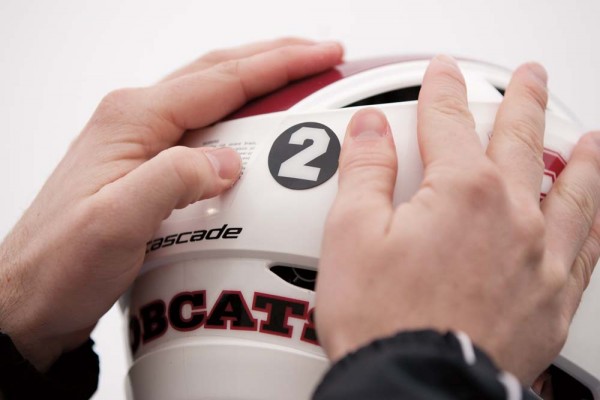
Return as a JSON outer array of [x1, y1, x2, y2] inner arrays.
[[1, 1, 599, 399]]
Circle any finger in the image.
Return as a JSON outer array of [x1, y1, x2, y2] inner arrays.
[[160, 37, 317, 82], [148, 41, 343, 146], [543, 131, 600, 269], [333, 108, 397, 228], [487, 63, 548, 202], [87, 41, 343, 158], [417, 55, 480, 169], [155, 41, 343, 128], [564, 210, 600, 317], [95, 146, 241, 238]]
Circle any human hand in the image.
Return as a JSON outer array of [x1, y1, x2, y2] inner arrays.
[[315, 55, 600, 384], [0, 38, 343, 371]]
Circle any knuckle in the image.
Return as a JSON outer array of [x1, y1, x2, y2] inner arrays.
[[162, 146, 208, 197], [572, 250, 595, 291], [426, 63, 475, 128], [201, 49, 228, 64], [275, 36, 306, 46], [521, 75, 548, 110], [273, 46, 295, 62], [578, 132, 600, 169], [77, 194, 122, 246], [340, 147, 396, 181], [553, 315, 570, 349], [91, 88, 147, 130], [429, 96, 475, 129], [505, 115, 545, 156], [454, 161, 504, 202], [325, 204, 353, 231], [325, 200, 375, 242], [516, 200, 544, 231], [325, 197, 371, 239], [97, 88, 140, 116], [583, 130, 600, 142], [81, 193, 111, 224], [341, 146, 392, 170], [218, 59, 243, 77], [166, 145, 201, 174], [436, 63, 467, 89], [514, 208, 546, 259], [573, 224, 600, 291], [552, 179, 596, 229], [213, 59, 249, 99], [540, 265, 569, 293]]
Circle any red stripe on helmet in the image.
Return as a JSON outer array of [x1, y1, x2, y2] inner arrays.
[[226, 55, 431, 120]]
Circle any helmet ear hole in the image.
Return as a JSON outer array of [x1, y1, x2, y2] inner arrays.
[[270, 265, 318, 291], [343, 85, 421, 108]]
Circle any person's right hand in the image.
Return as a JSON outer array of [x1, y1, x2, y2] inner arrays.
[[316, 55, 600, 384], [0, 38, 343, 372]]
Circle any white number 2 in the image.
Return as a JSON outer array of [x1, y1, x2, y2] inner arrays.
[[278, 127, 330, 181]]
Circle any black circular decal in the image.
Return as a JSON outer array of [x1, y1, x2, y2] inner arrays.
[[268, 122, 340, 190]]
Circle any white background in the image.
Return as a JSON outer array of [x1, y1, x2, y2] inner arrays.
[[1, 1, 599, 399]]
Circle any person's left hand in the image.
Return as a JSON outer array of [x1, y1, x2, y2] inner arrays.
[[0, 38, 344, 371]]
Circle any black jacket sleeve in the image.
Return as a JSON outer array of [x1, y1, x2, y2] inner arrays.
[[313, 330, 538, 400], [0, 332, 99, 400], [1, 330, 539, 400]]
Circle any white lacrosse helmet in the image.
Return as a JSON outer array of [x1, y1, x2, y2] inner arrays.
[[121, 57, 600, 399]]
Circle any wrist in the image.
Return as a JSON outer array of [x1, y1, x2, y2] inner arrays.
[[0, 280, 93, 372], [0, 221, 96, 372], [0, 239, 62, 371]]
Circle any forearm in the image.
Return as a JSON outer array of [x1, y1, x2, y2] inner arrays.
[[0, 230, 74, 372]]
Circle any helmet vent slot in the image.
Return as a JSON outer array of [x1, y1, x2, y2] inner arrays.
[[545, 364, 594, 400], [270, 265, 317, 291], [343, 86, 421, 108]]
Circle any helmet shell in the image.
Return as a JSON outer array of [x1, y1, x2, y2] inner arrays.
[[123, 58, 598, 399]]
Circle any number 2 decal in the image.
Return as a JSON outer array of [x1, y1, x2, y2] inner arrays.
[[269, 122, 341, 190], [278, 127, 330, 181]]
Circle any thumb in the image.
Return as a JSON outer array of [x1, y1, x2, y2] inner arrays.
[[97, 146, 241, 238], [333, 108, 397, 225]]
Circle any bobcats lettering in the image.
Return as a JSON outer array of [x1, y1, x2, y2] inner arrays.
[[129, 290, 318, 354]]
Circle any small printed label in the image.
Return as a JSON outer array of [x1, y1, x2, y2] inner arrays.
[[201, 140, 257, 174]]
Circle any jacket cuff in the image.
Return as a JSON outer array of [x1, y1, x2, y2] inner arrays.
[[0, 332, 99, 400], [313, 330, 536, 400]]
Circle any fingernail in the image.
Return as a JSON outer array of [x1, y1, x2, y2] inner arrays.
[[349, 108, 389, 141], [526, 62, 548, 85], [316, 40, 344, 55], [434, 54, 459, 68], [204, 147, 241, 180]]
